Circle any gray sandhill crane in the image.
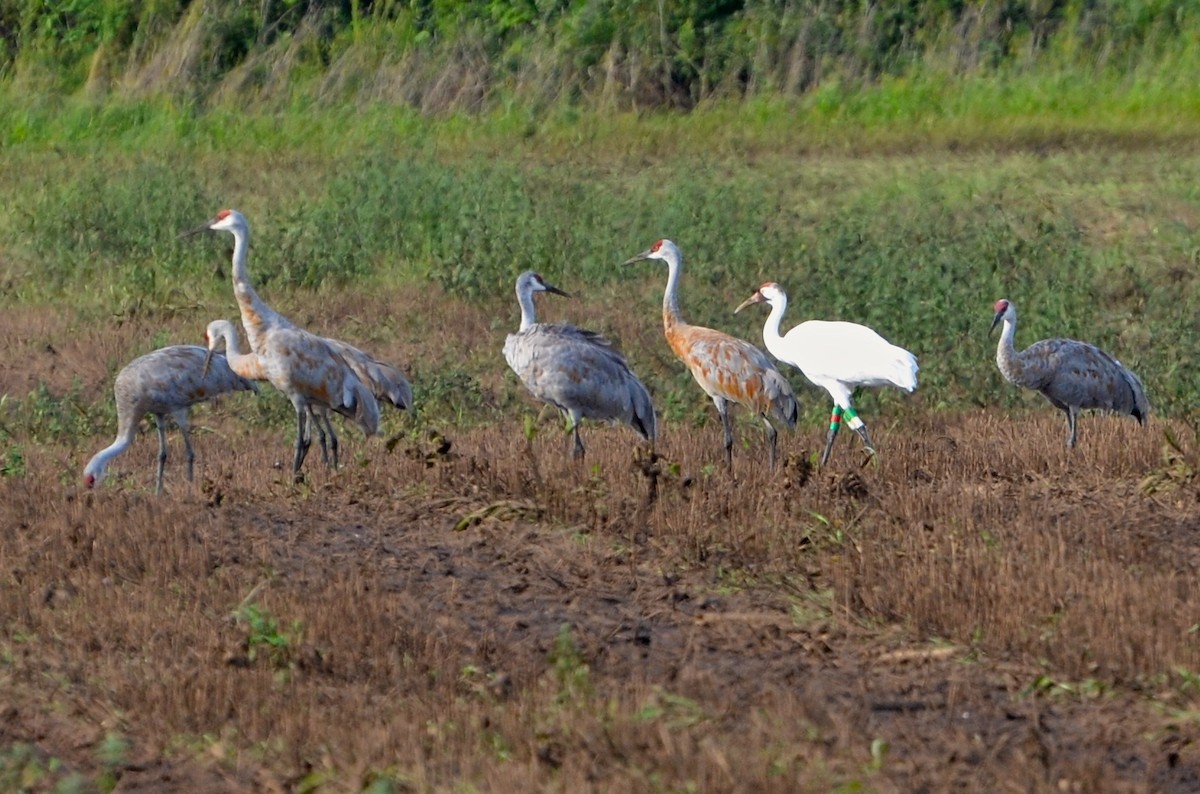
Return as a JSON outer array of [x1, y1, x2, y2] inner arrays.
[[202, 317, 380, 476], [503, 271, 656, 460], [623, 239, 798, 469], [990, 298, 1149, 447], [181, 209, 413, 413], [204, 319, 339, 467], [736, 282, 918, 465], [83, 345, 256, 493]]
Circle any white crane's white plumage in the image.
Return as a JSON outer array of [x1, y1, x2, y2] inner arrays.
[[503, 271, 656, 459], [990, 298, 1149, 448], [736, 282, 917, 465], [624, 239, 797, 470], [84, 345, 257, 493], [183, 209, 413, 412]]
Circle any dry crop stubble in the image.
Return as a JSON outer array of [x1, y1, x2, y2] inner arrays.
[[6, 289, 1200, 789]]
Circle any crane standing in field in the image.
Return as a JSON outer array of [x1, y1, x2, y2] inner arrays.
[[204, 319, 342, 468], [624, 239, 798, 470], [504, 271, 656, 460], [990, 298, 1149, 447], [181, 209, 413, 414], [83, 346, 257, 493], [735, 282, 918, 466], [202, 318, 380, 477]]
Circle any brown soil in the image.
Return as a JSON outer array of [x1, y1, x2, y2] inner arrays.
[[3, 302, 1200, 792]]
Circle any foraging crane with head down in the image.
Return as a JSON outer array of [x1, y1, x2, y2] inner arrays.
[[83, 345, 256, 493], [990, 298, 1149, 448], [736, 281, 918, 465], [181, 209, 413, 414], [623, 239, 798, 469], [503, 271, 656, 459]]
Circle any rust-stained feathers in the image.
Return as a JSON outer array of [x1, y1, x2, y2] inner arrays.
[[624, 239, 797, 469]]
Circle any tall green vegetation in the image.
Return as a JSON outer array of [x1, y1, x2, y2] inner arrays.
[[3, 0, 1199, 113]]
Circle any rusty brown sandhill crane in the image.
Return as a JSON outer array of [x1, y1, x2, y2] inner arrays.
[[990, 298, 1149, 448], [203, 317, 380, 477], [204, 319, 341, 468], [623, 239, 798, 469], [83, 346, 257, 493], [503, 271, 656, 460], [181, 209, 413, 413], [736, 282, 918, 466]]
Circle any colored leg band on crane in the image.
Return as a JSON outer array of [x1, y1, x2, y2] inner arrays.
[[829, 406, 843, 431], [844, 406, 865, 430]]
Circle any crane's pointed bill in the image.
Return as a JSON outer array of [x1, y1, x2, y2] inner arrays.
[[201, 348, 214, 378], [544, 283, 571, 298], [989, 311, 1005, 336], [734, 291, 765, 314], [622, 249, 653, 265], [178, 222, 213, 240]]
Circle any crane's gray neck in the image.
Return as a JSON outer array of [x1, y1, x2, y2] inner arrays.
[[225, 224, 275, 352], [85, 426, 136, 480], [662, 249, 684, 328], [995, 315, 1021, 382], [517, 285, 538, 332], [229, 223, 251, 286], [762, 294, 788, 355]]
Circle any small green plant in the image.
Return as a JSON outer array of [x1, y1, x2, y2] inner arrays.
[[235, 602, 299, 670], [548, 623, 592, 706], [1, 446, 25, 477], [96, 732, 130, 792]]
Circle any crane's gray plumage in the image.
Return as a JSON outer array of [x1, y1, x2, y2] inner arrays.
[[991, 298, 1149, 448], [503, 271, 656, 459], [83, 345, 257, 493]]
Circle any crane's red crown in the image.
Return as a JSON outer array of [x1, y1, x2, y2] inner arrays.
[[215, 209, 232, 221], [993, 299, 1009, 314], [650, 240, 664, 252], [84, 473, 95, 489]]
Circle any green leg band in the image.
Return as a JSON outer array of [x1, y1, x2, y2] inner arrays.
[[829, 406, 843, 432]]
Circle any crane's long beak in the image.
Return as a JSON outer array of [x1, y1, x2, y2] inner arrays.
[[544, 283, 571, 298], [734, 291, 766, 314], [622, 250, 653, 266], [202, 348, 215, 378], [178, 215, 219, 240], [989, 311, 1004, 337]]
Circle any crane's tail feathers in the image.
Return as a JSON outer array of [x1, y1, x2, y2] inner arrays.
[[894, 351, 920, 392], [344, 355, 413, 411], [775, 395, 800, 429], [1126, 368, 1150, 425], [629, 382, 657, 442], [336, 380, 381, 436]]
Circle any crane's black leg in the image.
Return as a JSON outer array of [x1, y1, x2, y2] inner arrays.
[[181, 426, 195, 483], [715, 398, 734, 469], [152, 414, 170, 495], [323, 413, 339, 469], [293, 408, 311, 477], [309, 409, 329, 465], [573, 422, 588, 460], [843, 405, 876, 457], [761, 415, 778, 470], [821, 406, 844, 466]]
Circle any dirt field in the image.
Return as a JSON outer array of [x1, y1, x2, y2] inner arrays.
[[3, 300, 1200, 792]]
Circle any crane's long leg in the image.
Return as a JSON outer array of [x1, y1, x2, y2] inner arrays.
[[715, 397, 734, 469], [569, 410, 586, 461], [821, 406, 844, 466], [292, 407, 312, 476], [323, 413, 339, 469], [761, 415, 778, 470], [843, 406, 876, 457], [1066, 406, 1079, 449], [180, 424, 195, 483], [309, 408, 329, 465], [153, 414, 169, 495]]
